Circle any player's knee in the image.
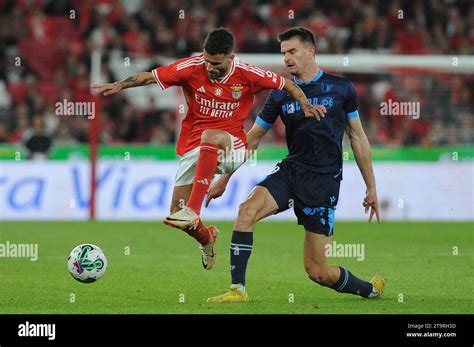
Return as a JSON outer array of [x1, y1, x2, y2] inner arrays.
[[306, 264, 331, 286], [200, 129, 222, 145], [236, 201, 258, 227]]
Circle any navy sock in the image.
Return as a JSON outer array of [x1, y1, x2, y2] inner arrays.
[[230, 231, 253, 286], [331, 266, 373, 297]]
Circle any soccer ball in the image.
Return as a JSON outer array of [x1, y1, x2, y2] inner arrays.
[[67, 244, 107, 283]]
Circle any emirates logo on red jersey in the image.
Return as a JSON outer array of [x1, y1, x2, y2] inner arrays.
[[194, 94, 240, 118]]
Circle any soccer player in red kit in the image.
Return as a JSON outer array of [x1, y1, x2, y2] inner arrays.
[[91, 28, 326, 271]]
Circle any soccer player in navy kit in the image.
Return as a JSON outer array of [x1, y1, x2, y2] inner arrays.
[[206, 27, 385, 302]]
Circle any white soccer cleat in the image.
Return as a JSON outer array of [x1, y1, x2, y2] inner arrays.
[[199, 226, 218, 270], [164, 207, 200, 230]]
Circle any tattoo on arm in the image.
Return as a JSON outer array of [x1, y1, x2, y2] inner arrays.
[[122, 75, 138, 84], [119, 72, 154, 89], [284, 80, 311, 108]]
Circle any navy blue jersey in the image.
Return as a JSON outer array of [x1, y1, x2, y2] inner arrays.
[[256, 70, 359, 176]]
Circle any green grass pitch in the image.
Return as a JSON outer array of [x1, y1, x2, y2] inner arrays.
[[0, 221, 472, 314]]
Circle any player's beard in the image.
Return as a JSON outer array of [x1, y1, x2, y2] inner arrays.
[[208, 67, 227, 80]]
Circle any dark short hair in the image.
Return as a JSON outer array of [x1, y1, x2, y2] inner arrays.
[[203, 28, 235, 55], [278, 27, 316, 47]]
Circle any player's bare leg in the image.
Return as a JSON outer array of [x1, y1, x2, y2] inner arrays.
[[164, 184, 218, 270], [165, 129, 232, 229], [207, 186, 278, 302], [234, 186, 279, 231], [304, 231, 385, 298], [303, 232, 343, 286], [169, 184, 192, 214]]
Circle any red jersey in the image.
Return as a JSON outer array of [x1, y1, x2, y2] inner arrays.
[[151, 54, 285, 156]]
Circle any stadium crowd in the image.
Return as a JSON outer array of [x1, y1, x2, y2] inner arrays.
[[0, 0, 472, 158]]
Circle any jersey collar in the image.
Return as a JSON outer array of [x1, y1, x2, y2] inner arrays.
[[210, 57, 237, 84], [293, 69, 324, 85]]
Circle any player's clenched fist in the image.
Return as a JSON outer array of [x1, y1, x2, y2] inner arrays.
[[91, 82, 123, 96], [303, 104, 326, 121]]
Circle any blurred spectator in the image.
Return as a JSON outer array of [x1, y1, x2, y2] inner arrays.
[[24, 116, 52, 159], [55, 121, 78, 145], [149, 125, 172, 145], [0, 122, 8, 143], [115, 105, 140, 142], [0, 0, 471, 155]]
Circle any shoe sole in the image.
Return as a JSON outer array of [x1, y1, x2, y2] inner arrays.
[[163, 218, 198, 230]]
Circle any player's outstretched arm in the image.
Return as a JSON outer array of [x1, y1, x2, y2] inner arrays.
[[346, 117, 380, 223], [205, 123, 269, 207], [282, 78, 326, 120], [91, 72, 156, 96]]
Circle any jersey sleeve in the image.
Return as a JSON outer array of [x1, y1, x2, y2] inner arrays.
[[255, 90, 279, 129], [241, 63, 285, 94], [151, 57, 196, 89], [344, 81, 359, 120]]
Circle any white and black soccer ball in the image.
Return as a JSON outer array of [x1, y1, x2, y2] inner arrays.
[[67, 244, 107, 283]]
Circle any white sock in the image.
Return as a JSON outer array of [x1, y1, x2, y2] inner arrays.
[[367, 286, 378, 299], [231, 284, 246, 293]]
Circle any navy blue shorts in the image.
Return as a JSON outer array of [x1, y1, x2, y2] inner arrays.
[[257, 160, 341, 236]]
